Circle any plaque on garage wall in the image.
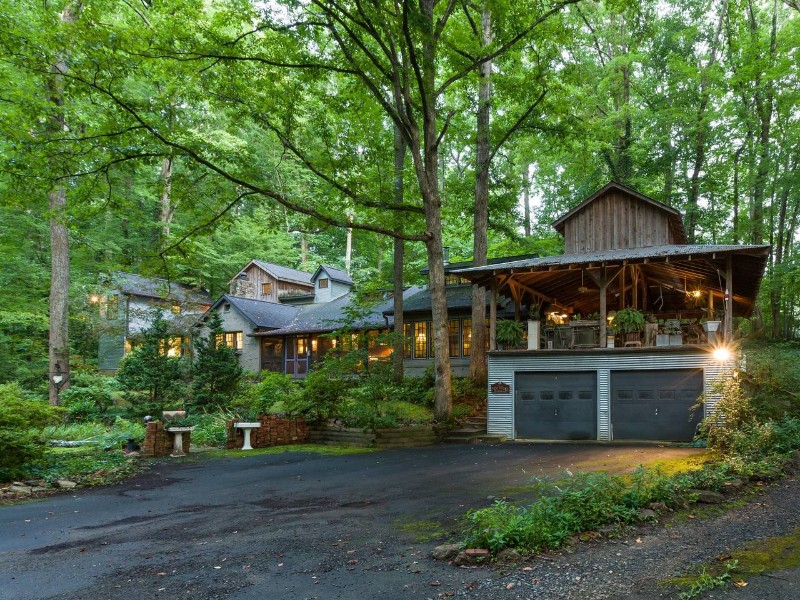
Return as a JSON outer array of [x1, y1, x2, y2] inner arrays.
[[490, 382, 511, 394]]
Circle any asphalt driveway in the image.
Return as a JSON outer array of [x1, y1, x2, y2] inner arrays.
[[0, 443, 704, 600]]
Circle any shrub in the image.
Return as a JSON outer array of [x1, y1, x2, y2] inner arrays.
[[0, 383, 64, 429], [59, 370, 117, 423], [0, 383, 64, 482], [191, 312, 243, 408], [116, 314, 187, 411], [235, 371, 300, 416], [190, 411, 232, 448]]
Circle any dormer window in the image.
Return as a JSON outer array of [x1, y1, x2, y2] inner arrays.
[[318, 278, 329, 289]]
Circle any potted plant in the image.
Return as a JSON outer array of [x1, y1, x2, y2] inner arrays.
[[656, 320, 670, 347], [611, 307, 645, 346], [664, 321, 683, 346], [496, 319, 525, 350]]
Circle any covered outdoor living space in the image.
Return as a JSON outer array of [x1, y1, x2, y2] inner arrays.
[[454, 243, 770, 442], [463, 244, 771, 351]]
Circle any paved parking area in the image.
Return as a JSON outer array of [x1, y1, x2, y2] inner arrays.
[[0, 443, 705, 600]]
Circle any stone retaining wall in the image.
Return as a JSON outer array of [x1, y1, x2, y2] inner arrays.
[[226, 415, 309, 450], [309, 423, 439, 448]]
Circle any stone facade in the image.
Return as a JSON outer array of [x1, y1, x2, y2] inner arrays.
[[226, 415, 309, 449]]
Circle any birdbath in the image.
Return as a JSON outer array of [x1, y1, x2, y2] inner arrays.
[[165, 426, 194, 457], [234, 422, 261, 450]]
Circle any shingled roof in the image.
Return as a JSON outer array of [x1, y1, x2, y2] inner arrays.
[[229, 260, 314, 287], [210, 295, 299, 330], [111, 271, 212, 305], [313, 265, 353, 285], [259, 287, 422, 336]]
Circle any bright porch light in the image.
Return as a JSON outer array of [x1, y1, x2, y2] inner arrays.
[[712, 346, 732, 361]]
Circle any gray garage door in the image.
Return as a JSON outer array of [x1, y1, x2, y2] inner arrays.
[[611, 369, 703, 441], [515, 372, 596, 440]]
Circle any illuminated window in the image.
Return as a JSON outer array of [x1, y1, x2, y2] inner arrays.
[[261, 282, 272, 296], [318, 278, 329, 289], [413, 322, 428, 359], [448, 320, 460, 357], [218, 331, 243, 350], [462, 319, 472, 357], [165, 336, 184, 357], [297, 337, 308, 355], [403, 323, 412, 358]]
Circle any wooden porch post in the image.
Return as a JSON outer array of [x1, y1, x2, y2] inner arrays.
[[725, 255, 733, 339], [489, 278, 497, 350], [599, 267, 608, 348]]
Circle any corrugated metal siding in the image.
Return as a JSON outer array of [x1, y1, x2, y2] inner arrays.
[[489, 350, 732, 440], [702, 356, 737, 418], [487, 355, 516, 438], [597, 369, 611, 440]]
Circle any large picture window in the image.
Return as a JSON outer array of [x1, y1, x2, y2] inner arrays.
[[462, 319, 472, 356], [413, 322, 428, 359], [448, 320, 460, 357]]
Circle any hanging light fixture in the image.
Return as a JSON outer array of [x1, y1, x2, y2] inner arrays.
[[578, 269, 589, 294]]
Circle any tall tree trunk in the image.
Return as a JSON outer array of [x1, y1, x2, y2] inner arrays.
[[469, 3, 492, 387], [392, 126, 406, 382], [345, 210, 353, 273], [159, 154, 175, 245], [748, 0, 778, 245], [522, 164, 532, 238], [414, 0, 451, 421], [46, 2, 80, 405], [300, 234, 308, 266]]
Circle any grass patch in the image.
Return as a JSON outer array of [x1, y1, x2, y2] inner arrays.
[[666, 528, 800, 597], [395, 518, 447, 543], [200, 444, 375, 459]]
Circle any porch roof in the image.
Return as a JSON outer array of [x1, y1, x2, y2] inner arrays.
[[453, 244, 771, 317]]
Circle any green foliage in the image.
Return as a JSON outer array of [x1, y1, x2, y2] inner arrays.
[[0, 383, 63, 429], [611, 307, 645, 334], [495, 319, 525, 347], [0, 383, 63, 481], [464, 472, 639, 554], [116, 315, 187, 413], [59, 370, 117, 423], [25, 447, 137, 486], [190, 410, 233, 448], [677, 561, 738, 600], [191, 312, 243, 408], [0, 429, 46, 481], [234, 371, 301, 416]]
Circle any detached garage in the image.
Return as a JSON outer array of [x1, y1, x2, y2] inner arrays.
[[488, 348, 733, 442]]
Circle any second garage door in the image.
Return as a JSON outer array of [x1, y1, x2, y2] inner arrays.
[[611, 369, 704, 441], [515, 372, 596, 440]]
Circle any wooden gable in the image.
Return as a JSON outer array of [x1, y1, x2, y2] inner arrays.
[[553, 182, 687, 253], [229, 262, 314, 301]]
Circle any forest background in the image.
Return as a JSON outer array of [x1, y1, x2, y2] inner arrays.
[[0, 0, 798, 414]]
